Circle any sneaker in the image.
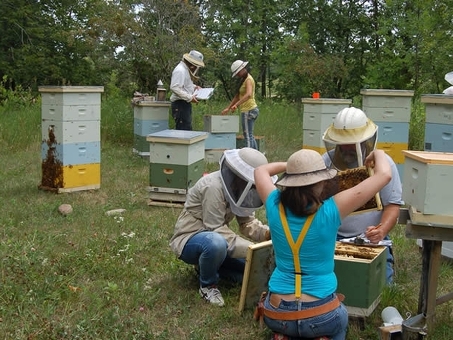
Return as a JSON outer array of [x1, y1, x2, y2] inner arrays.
[[199, 285, 225, 306]]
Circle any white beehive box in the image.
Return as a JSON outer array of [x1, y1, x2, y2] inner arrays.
[[361, 89, 413, 123], [146, 129, 208, 165], [133, 102, 170, 121], [402, 150, 453, 215], [203, 115, 239, 133], [42, 120, 100, 144], [302, 98, 352, 114], [40, 86, 104, 106], [302, 98, 351, 132], [421, 94, 453, 125]]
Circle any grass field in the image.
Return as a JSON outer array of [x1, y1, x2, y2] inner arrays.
[[1, 95, 452, 339]]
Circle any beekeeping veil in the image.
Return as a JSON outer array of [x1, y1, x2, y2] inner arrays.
[[322, 107, 378, 170], [219, 148, 277, 217]]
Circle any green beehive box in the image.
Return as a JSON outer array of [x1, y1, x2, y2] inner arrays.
[[149, 159, 204, 189], [334, 242, 387, 315]]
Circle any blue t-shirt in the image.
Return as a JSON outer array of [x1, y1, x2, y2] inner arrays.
[[266, 190, 341, 298]]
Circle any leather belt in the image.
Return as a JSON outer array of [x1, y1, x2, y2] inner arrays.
[[264, 293, 344, 321]]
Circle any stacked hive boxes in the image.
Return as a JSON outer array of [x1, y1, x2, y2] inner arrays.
[[302, 98, 352, 154], [421, 95, 453, 152], [203, 115, 238, 163], [39, 86, 104, 193], [133, 101, 170, 157], [361, 89, 414, 179], [411, 94, 453, 259], [146, 129, 208, 203], [403, 150, 453, 259]]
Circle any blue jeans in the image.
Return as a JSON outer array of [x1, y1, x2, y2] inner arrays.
[[171, 100, 192, 130], [263, 293, 348, 340], [241, 107, 259, 150], [179, 231, 245, 287]]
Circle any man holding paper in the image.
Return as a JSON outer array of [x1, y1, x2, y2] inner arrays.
[[170, 50, 205, 130]]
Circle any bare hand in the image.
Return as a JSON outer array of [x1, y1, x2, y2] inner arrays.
[[365, 224, 384, 243]]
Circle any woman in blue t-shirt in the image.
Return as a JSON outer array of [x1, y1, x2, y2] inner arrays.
[[254, 149, 391, 340]]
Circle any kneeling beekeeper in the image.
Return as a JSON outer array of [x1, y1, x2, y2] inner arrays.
[[169, 148, 276, 307]]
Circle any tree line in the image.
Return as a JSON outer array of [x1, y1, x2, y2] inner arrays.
[[1, 0, 453, 103]]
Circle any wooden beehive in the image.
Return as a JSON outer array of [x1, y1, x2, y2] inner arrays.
[[334, 242, 387, 314], [322, 166, 382, 214]]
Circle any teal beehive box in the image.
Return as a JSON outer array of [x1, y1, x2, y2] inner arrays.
[[133, 101, 170, 156], [334, 242, 387, 316]]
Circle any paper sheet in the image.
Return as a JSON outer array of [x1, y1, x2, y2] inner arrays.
[[194, 88, 214, 100]]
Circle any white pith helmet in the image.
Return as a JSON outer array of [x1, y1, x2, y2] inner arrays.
[[323, 107, 377, 144], [183, 50, 205, 68], [231, 60, 249, 78]]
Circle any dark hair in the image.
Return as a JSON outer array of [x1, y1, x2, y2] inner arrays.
[[279, 183, 323, 217], [234, 67, 249, 95]]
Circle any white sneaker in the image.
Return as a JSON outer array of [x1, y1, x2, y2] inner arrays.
[[199, 285, 225, 306]]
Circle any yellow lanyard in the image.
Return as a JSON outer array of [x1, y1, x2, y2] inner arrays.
[[278, 202, 315, 300]]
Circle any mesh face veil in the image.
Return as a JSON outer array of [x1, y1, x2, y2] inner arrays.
[[323, 134, 377, 170], [322, 107, 378, 170], [219, 149, 273, 217]]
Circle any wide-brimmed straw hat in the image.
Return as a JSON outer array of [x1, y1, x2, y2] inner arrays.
[[231, 60, 249, 77], [276, 149, 337, 187], [183, 50, 205, 68]]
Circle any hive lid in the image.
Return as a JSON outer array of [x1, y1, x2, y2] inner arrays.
[[38, 86, 104, 93], [146, 129, 208, 144], [301, 98, 352, 105], [360, 89, 414, 97], [420, 94, 453, 104], [402, 150, 453, 164]]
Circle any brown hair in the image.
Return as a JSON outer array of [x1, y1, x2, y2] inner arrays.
[[280, 182, 323, 216]]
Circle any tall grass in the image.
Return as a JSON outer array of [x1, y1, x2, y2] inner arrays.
[[1, 93, 452, 339]]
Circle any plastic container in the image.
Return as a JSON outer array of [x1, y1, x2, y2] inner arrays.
[[382, 306, 404, 326]]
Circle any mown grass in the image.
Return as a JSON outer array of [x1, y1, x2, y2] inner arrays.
[[1, 95, 452, 339]]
